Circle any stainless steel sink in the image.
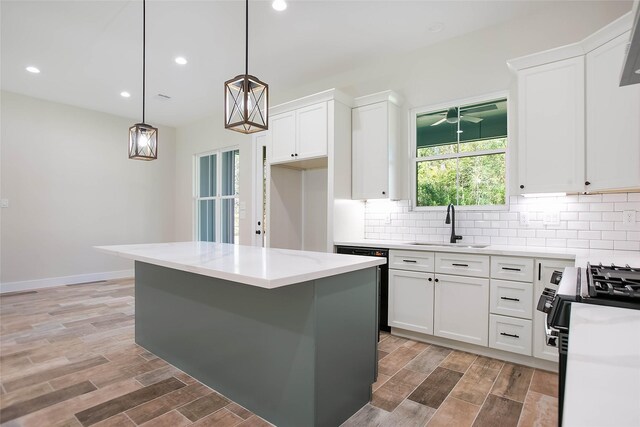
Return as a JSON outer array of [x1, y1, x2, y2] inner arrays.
[[408, 242, 489, 249]]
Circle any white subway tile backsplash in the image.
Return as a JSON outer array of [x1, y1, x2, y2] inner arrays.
[[363, 193, 640, 251], [579, 231, 601, 240], [567, 239, 590, 249], [614, 241, 640, 251], [602, 194, 627, 202], [579, 212, 602, 221], [590, 222, 614, 231], [590, 203, 614, 212], [590, 240, 614, 250]]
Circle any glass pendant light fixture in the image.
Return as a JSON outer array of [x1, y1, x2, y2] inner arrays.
[[129, 0, 158, 160], [224, 0, 269, 134]]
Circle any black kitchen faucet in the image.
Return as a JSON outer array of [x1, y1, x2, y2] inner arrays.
[[445, 204, 463, 244]]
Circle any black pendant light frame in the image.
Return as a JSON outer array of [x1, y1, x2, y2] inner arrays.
[[129, 0, 158, 160], [224, 0, 269, 134]]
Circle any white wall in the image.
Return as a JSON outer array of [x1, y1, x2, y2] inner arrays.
[[174, 114, 253, 244], [0, 91, 176, 290]]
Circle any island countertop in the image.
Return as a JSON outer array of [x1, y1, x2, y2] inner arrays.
[[95, 241, 385, 289]]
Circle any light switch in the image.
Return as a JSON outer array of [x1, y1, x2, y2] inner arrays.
[[0, 199, 8, 208], [623, 210, 636, 225], [519, 212, 530, 226]]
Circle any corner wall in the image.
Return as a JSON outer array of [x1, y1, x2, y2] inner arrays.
[[0, 91, 177, 291]]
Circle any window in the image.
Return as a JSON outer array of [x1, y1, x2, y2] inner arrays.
[[413, 96, 508, 208], [195, 148, 240, 243]]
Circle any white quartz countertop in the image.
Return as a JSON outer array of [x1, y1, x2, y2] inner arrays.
[[96, 242, 385, 289], [563, 304, 640, 427], [334, 240, 640, 267]]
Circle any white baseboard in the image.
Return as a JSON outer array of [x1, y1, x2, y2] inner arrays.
[[0, 269, 134, 294]]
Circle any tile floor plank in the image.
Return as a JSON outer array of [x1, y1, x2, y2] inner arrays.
[[177, 392, 231, 422], [426, 396, 481, 427], [408, 367, 463, 409], [372, 369, 428, 412], [517, 391, 558, 427], [529, 369, 558, 398], [473, 394, 523, 427], [491, 364, 534, 403], [450, 363, 502, 406], [378, 399, 436, 427]]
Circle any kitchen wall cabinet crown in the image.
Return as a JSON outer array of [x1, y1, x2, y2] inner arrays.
[[508, 12, 639, 194], [351, 91, 402, 200]]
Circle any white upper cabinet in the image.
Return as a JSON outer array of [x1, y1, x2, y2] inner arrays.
[[516, 56, 585, 194], [586, 31, 640, 192], [269, 101, 328, 164], [351, 91, 401, 200]]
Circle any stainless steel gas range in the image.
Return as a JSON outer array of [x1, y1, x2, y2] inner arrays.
[[537, 263, 640, 426]]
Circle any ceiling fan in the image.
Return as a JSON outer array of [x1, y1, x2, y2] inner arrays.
[[430, 103, 497, 127]]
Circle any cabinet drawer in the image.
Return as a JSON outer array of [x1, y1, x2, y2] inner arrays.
[[435, 253, 489, 278], [489, 315, 532, 356], [389, 250, 434, 272], [490, 280, 533, 320], [491, 256, 534, 282]]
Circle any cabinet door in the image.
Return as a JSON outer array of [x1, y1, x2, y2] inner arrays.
[[352, 102, 389, 199], [517, 57, 585, 193], [270, 111, 297, 164], [296, 102, 328, 160], [586, 32, 640, 191], [434, 274, 489, 346], [388, 270, 434, 335], [533, 258, 574, 362]]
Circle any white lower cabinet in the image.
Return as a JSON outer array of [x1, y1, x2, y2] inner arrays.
[[388, 269, 434, 335], [489, 314, 533, 356], [434, 273, 489, 346]]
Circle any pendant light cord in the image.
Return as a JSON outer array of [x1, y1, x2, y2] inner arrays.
[[245, 0, 248, 77], [142, 0, 146, 124]]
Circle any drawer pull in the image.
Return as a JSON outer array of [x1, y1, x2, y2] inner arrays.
[[402, 259, 417, 263], [501, 267, 521, 272], [500, 332, 520, 339], [500, 296, 520, 302], [452, 263, 469, 267]]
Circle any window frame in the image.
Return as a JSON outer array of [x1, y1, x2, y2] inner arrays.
[[193, 146, 240, 243], [409, 91, 510, 211]]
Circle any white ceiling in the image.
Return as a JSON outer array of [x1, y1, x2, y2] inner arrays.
[[2, 1, 572, 127]]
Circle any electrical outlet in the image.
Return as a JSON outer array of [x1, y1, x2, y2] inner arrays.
[[519, 212, 530, 226], [384, 213, 391, 224], [543, 211, 560, 226], [623, 210, 636, 225], [0, 199, 8, 208]]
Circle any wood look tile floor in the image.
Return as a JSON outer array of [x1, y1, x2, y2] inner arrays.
[[0, 279, 558, 427]]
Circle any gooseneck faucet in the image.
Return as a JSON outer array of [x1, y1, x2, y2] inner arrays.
[[445, 204, 463, 244]]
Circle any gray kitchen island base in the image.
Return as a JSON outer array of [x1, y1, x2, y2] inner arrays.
[[134, 261, 378, 427]]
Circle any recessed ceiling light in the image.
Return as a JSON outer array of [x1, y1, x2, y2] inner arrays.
[[272, 0, 287, 11], [175, 56, 188, 65], [427, 23, 445, 33], [121, 91, 131, 98], [26, 66, 40, 74]]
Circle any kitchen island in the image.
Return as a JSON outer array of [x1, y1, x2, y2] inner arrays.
[[95, 242, 385, 427]]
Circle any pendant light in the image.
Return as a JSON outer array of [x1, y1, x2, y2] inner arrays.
[[129, 0, 158, 160], [224, 0, 269, 134]]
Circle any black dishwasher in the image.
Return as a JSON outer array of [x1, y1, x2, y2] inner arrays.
[[335, 246, 390, 334]]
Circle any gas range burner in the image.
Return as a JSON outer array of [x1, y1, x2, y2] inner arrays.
[[587, 263, 640, 299]]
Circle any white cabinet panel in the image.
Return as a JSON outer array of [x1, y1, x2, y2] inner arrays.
[[388, 270, 434, 335], [434, 273, 489, 346], [490, 279, 533, 320], [269, 112, 296, 163], [296, 102, 328, 160], [489, 314, 532, 356], [533, 258, 574, 362], [389, 250, 435, 272], [586, 31, 640, 192], [491, 256, 534, 283], [435, 253, 490, 278], [352, 102, 389, 199], [517, 56, 585, 193]]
